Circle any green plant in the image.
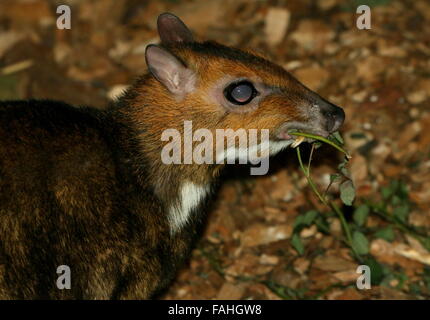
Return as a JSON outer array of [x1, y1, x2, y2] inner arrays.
[[289, 131, 361, 260]]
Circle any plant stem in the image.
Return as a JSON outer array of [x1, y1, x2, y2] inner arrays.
[[296, 146, 361, 261], [369, 204, 430, 250], [296, 147, 327, 205], [330, 202, 362, 262], [290, 132, 351, 159], [308, 143, 315, 171]]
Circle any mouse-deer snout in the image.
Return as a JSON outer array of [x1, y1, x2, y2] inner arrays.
[[316, 99, 345, 133]]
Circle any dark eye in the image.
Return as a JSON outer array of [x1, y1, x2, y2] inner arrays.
[[224, 81, 258, 105]]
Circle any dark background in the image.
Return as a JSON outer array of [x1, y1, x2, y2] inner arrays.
[[0, 0, 429, 299]]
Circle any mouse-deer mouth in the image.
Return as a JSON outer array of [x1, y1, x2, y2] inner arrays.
[[275, 122, 330, 146], [276, 132, 317, 148]]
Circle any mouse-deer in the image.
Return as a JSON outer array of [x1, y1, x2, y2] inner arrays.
[[0, 13, 344, 299]]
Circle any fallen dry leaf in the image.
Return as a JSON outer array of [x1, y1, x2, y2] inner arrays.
[[264, 7, 290, 46]]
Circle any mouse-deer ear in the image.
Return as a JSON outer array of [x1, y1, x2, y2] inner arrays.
[[145, 44, 196, 96], [157, 13, 194, 45]]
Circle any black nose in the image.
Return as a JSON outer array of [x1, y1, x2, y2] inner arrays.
[[327, 105, 345, 132], [321, 104, 345, 133]]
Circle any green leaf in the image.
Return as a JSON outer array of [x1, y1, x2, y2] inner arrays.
[[409, 282, 422, 295], [352, 231, 369, 255], [398, 181, 409, 200], [391, 195, 402, 206], [374, 226, 395, 242], [353, 204, 369, 226], [338, 159, 351, 178], [340, 180, 356, 206], [330, 131, 344, 145], [291, 233, 305, 255], [293, 215, 305, 230], [395, 272, 408, 289], [419, 238, 430, 252], [363, 257, 385, 285], [294, 210, 319, 232], [381, 186, 392, 199], [330, 174, 341, 183], [390, 180, 399, 192], [393, 205, 409, 222], [315, 216, 330, 234], [303, 210, 318, 226]]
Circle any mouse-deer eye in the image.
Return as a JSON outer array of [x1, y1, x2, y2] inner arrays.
[[224, 81, 258, 105]]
